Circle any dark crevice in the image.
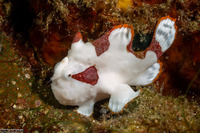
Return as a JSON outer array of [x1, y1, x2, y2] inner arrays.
[[132, 33, 153, 52], [8, 0, 35, 42]]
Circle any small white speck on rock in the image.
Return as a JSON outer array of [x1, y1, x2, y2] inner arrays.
[[18, 115, 23, 119], [165, 56, 169, 60], [35, 100, 41, 107], [11, 80, 16, 85], [25, 74, 31, 79], [12, 104, 17, 109], [18, 93, 22, 98]]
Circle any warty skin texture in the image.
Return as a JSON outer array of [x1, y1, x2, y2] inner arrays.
[[51, 16, 177, 116]]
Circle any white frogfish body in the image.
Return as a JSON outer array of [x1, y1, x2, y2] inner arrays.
[[51, 16, 177, 116]]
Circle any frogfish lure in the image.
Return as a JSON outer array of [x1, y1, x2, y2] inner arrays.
[[51, 16, 177, 116]]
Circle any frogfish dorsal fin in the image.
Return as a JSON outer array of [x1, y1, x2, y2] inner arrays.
[[73, 32, 83, 43]]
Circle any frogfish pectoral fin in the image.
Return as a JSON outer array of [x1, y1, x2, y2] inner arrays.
[[77, 99, 95, 117], [108, 84, 140, 113], [131, 61, 162, 86]]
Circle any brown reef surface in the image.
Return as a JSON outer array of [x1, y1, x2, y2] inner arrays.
[[0, 0, 200, 132], [2, 0, 199, 98]]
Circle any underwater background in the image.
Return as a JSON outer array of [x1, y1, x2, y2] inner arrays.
[[0, 0, 200, 132]]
